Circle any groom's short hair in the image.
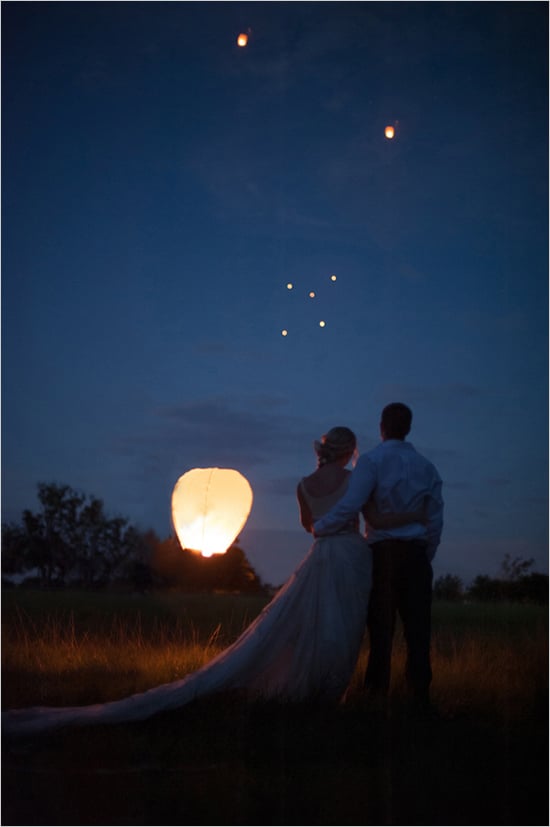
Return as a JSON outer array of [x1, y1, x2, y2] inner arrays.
[[381, 403, 412, 439]]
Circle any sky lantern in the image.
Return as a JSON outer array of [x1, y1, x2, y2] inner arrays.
[[330, 274, 337, 282], [237, 32, 248, 47], [171, 468, 253, 557], [384, 125, 395, 139]]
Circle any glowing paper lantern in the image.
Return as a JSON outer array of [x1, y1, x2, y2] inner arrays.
[[237, 33, 248, 47], [286, 282, 293, 290], [330, 274, 337, 282], [309, 291, 316, 298], [319, 320, 326, 328], [172, 468, 253, 557], [384, 125, 395, 139], [281, 329, 288, 336]]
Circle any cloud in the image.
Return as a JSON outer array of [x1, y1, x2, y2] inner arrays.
[[192, 340, 230, 356], [111, 394, 321, 476], [485, 476, 512, 487], [524, 496, 550, 506], [229, 11, 370, 90], [260, 475, 302, 496], [188, 145, 334, 239], [461, 308, 532, 334], [275, 205, 332, 231], [380, 382, 482, 406], [107, 394, 331, 536]]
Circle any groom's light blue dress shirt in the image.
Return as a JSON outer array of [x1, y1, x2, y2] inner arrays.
[[313, 439, 444, 560]]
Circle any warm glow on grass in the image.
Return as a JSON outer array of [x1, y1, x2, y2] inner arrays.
[[3, 595, 546, 721]]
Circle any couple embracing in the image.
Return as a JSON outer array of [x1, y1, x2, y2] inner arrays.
[[3, 402, 443, 735], [302, 402, 444, 709]]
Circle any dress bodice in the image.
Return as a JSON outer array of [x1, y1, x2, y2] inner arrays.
[[298, 474, 350, 521]]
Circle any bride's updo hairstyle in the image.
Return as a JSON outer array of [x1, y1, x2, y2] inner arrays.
[[314, 426, 357, 468]]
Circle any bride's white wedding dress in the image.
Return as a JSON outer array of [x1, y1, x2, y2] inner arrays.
[[3, 478, 372, 736]]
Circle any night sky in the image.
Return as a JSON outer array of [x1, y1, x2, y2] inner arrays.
[[2, 1, 548, 586]]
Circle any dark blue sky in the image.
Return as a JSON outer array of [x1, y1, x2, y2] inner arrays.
[[2, 1, 548, 585]]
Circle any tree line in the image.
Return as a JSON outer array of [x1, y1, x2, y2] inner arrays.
[[1, 483, 265, 593], [434, 554, 548, 604], [2, 482, 547, 602]]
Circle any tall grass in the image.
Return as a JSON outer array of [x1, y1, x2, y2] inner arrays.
[[2, 590, 547, 722], [2, 590, 266, 707], [3, 610, 224, 706], [2, 590, 548, 826]]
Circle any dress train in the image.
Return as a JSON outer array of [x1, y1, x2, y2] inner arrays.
[[3, 533, 372, 736]]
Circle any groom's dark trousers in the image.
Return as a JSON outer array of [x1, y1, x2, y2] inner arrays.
[[365, 539, 433, 700]]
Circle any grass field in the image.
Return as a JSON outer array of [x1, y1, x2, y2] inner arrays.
[[2, 589, 548, 826]]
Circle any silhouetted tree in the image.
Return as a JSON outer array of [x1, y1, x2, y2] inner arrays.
[[115, 529, 159, 592], [150, 535, 264, 593], [1, 522, 28, 576], [433, 574, 464, 601], [209, 545, 264, 593], [21, 483, 85, 585], [467, 574, 506, 602], [466, 555, 548, 604], [507, 572, 549, 604], [1, 482, 151, 588], [499, 553, 535, 581]]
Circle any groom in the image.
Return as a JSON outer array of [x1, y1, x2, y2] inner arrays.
[[313, 403, 444, 707]]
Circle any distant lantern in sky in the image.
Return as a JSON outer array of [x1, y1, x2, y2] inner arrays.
[[319, 320, 326, 328], [281, 329, 288, 336], [330, 274, 337, 282], [384, 125, 395, 139], [237, 33, 248, 47], [309, 291, 316, 298], [171, 468, 253, 558], [286, 282, 293, 290]]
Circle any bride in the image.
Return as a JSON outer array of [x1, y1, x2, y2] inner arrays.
[[3, 427, 424, 736]]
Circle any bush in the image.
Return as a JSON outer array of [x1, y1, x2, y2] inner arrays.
[[467, 573, 549, 604], [434, 574, 464, 601]]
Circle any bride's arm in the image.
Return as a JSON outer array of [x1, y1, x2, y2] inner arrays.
[[296, 484, 314, 533], [363, 497, 427, 529]]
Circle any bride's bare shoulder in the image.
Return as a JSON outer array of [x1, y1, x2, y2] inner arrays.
[[301, 465, 350, 498]]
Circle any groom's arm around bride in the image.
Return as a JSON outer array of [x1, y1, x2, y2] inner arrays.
[[313, 403, 444, 707]]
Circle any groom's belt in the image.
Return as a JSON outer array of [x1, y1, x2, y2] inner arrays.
[[371, 538, 428, 550]]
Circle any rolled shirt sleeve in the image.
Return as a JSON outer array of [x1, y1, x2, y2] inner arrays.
[[425, 475, 444, 561]]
